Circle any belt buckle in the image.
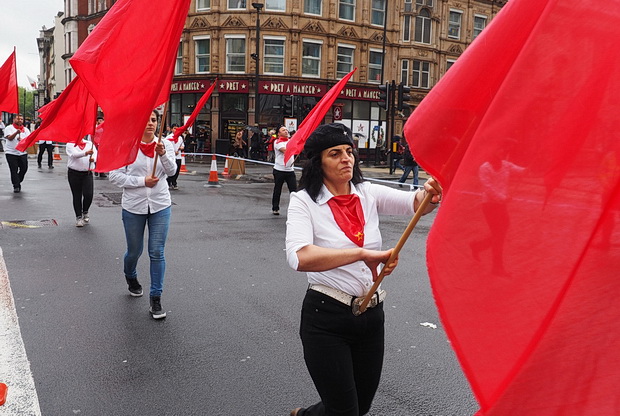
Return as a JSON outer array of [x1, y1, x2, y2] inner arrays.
[[351, 292, 378, 316]]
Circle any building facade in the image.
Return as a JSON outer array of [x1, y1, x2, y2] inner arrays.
[[38, 0, 506, 157]]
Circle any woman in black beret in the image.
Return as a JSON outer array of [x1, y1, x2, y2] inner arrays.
[[285, 123, 442, 416]]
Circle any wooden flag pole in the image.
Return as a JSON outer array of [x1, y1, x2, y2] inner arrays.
[[151, 102, 169, 177], [355, 191, 434, 315]]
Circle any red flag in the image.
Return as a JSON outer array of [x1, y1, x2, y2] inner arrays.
[[173, 80, 217, 140], [0, 49, 18, 114], [69, 0, 191, 172], [16, 76, 97, 151], [405, 1, 620, 414], [284, 68, 357, 163]]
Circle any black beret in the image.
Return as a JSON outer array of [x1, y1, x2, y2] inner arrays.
[[304, 123, 354, 158]]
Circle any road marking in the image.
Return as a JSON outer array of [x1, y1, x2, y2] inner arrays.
[[0, 247, 42, 415]]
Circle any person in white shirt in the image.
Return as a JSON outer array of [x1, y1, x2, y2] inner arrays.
[[37, 139, 54, 169], [285, 123, 442, 416], [66, 137, 97, 227], [4, 114, 31, 193], [165, 124, 184, 190], [109, 110, 177, 320], [271, 125, 297, 215]]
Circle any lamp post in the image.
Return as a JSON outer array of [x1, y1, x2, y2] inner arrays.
[[251, 2, 264, 130]]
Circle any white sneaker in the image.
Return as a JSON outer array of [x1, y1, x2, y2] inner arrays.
[[83, 213, 90, 223], [76, 218, 85, 227]]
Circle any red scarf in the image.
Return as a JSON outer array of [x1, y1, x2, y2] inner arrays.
[[327, 194, 365, 247], [139, 141, 156, 158], [12, 123, 25, 132], [76, 140, 87, 150], [167, 136, 179, 144], [275, 137, 289, 144]]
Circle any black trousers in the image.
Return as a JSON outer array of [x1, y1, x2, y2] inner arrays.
[[167, 159, 182, 186], [67, 168, 94, 218], [37, 143, 54, 167], [299, 290, 385, 416], [272, 169, 297, 211], [6, 154, 28, 188]]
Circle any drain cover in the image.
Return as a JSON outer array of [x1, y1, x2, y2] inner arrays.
[[0, 219, 58, 229]]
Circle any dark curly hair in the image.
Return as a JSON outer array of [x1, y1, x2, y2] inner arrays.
[[297, 147, 365, 202]]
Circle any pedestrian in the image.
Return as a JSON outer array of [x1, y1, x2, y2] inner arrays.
[[4, 114, 31, 193], [233, 130, 247, 158], [271, 125, 296, 215], [37, 139, 54, 169], [108, 110, 177, 319], [93, 115, 108, 178], [392, 135, 405, 172], [165, 124, 184, 190], [285, 123, 442, 416], [266, 129, 276, 162], [66, 137, 97, 227], [398, 143, 419, 188]]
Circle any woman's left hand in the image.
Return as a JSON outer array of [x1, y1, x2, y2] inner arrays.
[[156, 142, 166, 156]]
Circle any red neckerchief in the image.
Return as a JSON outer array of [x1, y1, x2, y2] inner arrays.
[[12, 123, 25, 132], [167, 135, 179, 144], [326, 194, 365, 247], [76, 140, 87, 150], [139, 141, 156, 158], [275, 136, 289, 144]]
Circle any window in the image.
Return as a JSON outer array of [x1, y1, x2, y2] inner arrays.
[[401, 60, 409, 84], [371, 0, 386, 26], [195, 37, 211, 73], [175, 42, 183, 75], [225, 36, 246, 73], [337, 45, 355, 78], [266, 0, 285, 11], [97, 0, 105, 12], [404, 0, 412, 12], [368, 50, 383, 83], [302, 40, 321, 77], [228, 0, 246, 10], [473, 15, 487, 39], [412, 60, 430, 88], [416, 0, 433, 5], [446, 59, 456, 72], [87, 24, 96, 35], [264, 37, 285, 74], [88, 0, 96, 14], [414, 9, 431, 44], [339, 0, 355, 21], [403, 15, 411, 42], [448, 10, 462, 39], [197, 0, 210, 10], [304, 0, 321, 15]]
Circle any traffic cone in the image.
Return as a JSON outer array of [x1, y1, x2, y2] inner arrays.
[[222, 155, 230, 176], [179, 153, 188, 173], [205, 155, 221, 187], [53, 145, 62, 160]]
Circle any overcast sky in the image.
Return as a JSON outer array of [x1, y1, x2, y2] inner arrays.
[[0, 0, 64, 88]]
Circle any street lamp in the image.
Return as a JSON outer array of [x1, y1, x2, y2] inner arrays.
[[252, 2, 264, 130]]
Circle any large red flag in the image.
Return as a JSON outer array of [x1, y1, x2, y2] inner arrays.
[[173, 80, 216, 140], [404, 1, 620, 414], [284, 68, 357, 163], [16, 77, 97, 151], [0, 49, 18, 114], [69, 0, 191, 172]]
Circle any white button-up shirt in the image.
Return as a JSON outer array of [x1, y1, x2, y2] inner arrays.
[[274, 139, 294, 172], [108, 140, 177, 214], [3, 124, 30, 156], [286, 181, 417, 297], [66, 141, 97, 172]]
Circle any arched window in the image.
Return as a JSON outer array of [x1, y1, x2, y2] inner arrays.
[[414, 8, 431, 44]]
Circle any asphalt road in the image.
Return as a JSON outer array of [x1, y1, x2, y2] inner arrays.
[[0, 155, 477, 415]]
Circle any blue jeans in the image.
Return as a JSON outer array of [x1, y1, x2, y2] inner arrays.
[[122, 206, 171, 297], [398, 165, 419, 186]]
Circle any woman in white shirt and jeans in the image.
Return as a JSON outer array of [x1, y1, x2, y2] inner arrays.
[[109, 110, 177, 319], [286, 124, 441, 416]]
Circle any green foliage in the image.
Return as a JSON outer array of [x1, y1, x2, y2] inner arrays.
[[17, 87, 36, 120]]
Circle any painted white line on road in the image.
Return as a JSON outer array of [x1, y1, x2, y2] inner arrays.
[[0, 247, 42, 415]]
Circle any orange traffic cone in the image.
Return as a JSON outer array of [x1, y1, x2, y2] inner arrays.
[[222, 155, 230, 176], [205, 155, 221, 187], [179, 153, 188, 173], [53, 145, 62, 160]]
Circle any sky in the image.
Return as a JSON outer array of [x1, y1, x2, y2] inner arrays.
[[0, 0, 65, 89]]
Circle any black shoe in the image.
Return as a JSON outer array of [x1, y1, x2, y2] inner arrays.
[[38, 164, 42, 168], [149, 296, 166, 319], [13, 187, 20, 193], [272, 210, 279, 215], [48, 165, 54, 169], [126, 277, 143, 297], [99, 173, 107, 178]]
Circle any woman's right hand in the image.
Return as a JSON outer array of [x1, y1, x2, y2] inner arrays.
[[362, 248, 399, 282], [145, 175, 159, 188]]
